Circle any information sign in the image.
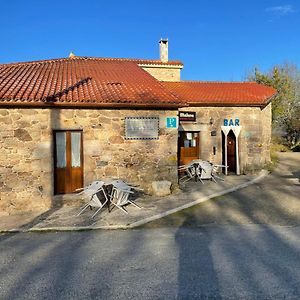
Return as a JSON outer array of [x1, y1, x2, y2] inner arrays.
[[125, 117, 159, 140]]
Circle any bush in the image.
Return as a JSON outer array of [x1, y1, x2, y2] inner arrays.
[[270, 143, 290, 152], [292, 144, 300, 152]]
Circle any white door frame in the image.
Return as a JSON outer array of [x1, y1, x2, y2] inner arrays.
[[221, 126, 241, 175]]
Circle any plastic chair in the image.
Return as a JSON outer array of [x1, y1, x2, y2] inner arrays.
[[211, 164, 227, 181], [196, 160, 216, 182], [77, 181, 109, 218], [193, 160, 227, 182], [178, 162, 204, 184], [179, 160, 227, 183], [109, 180, 142, 214]]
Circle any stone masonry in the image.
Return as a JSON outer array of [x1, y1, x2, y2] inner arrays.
[[179, 104, 272, 172], [0, 108, 178, 213], [140, 65, 182, 82]]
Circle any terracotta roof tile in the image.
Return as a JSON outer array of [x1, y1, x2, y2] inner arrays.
[[0, 57, 182, 108], [163, 81, 277, 106]]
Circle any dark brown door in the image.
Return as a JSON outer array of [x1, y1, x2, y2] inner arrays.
[[227, 130, 236, 172], [54, 130, 83, 194], [178, 131, 200, 166]]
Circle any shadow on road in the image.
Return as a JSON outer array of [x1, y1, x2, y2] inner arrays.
[[176, 220, 222, 299]]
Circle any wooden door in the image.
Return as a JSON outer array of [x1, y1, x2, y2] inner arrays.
[[227, 130, 236, 173], [178, 131, 200, 166], [54, 130, 83, 194]]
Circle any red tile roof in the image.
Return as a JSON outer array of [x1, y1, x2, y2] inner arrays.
[[0, 57, 183, 108], [163, 81, 277, 106]]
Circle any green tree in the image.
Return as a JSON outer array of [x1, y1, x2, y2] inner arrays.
[[249, 63, 300, 147]]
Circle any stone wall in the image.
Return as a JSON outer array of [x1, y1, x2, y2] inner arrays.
[[179, 104, 272, 172], [141, 66, 181, 82], [0, 108, 178, 213]]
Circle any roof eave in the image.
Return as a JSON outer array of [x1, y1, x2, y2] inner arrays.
[[186, 101, 269, 108], [260, 92, 278, 108], [0, 101, 184, 110]]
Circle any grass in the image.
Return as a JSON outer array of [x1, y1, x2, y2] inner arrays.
[[270, 143, 291, 153], [266, 142, 290, 172]]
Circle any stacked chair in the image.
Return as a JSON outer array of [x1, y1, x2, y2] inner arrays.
[[109, 180, 142, 214], [77, 179, 143, 217], [179, 160, 226, 184], [76, 180, 109, 218]]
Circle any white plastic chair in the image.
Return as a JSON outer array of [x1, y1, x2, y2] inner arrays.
[[193, 160, 227, 182], [77, 181, 109, 218], [109, 180, 142, 214], [179, 160, 226, 183], [196, 160, 216, 182], [211, 164, 227, 181], [178, 161, 204, 184]]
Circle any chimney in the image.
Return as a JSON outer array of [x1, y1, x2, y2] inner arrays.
[[159, 38, 168, 63]]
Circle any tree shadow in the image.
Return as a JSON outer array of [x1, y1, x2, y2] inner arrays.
[[0, 228, 152, 299]]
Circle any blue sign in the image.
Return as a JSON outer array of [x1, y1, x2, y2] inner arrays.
[[166, 117, 177, 128], [224, 119, 240, 126]]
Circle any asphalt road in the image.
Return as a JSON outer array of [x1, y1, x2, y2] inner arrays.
[[0, 226, 300, 300], [0, 152, 299, 299]]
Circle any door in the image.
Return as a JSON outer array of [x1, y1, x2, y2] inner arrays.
[[227, 130, 236, 172], [54, 130, 83, 194], [178, 131, 200, 166]]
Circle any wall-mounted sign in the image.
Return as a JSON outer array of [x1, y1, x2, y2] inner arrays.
[[166, 117, 177, 128], [125, 117, 159, 140], [223, 119, 240, 126], [179, 111, 196, 122]]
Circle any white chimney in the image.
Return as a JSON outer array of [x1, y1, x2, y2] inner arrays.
[[159, 38, 168, 63]]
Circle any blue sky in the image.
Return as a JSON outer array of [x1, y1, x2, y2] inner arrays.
[[0, 0, 299, 81]]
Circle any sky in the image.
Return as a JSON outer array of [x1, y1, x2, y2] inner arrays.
[[0, 0, 299, 81]]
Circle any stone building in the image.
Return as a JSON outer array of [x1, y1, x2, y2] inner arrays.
[[166, 81, 274, 175], [0, 40, 276, 213]]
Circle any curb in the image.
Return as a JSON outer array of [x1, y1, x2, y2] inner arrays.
[[1, 170, 269, 233], [127, 169, 269, 228]]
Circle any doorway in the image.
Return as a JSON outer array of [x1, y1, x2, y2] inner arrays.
[[178, 131, 200, 166], [222, 129, 236, 173], [54, 130, 83, 194]]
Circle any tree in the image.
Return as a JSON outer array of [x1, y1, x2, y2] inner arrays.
[[249, 63, 300, 147]]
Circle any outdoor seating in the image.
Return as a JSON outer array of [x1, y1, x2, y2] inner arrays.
[[76, 180, 109, 218], [179, 160, 227, 183], [109, 180, 142, 214], [211, 164, 227, 181], [178, 161, 204, 183], [196, 160, 216, 182]]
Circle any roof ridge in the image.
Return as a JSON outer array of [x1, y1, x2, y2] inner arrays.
[[0, 58, 69, 67], [0, 56, 183, 67]]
